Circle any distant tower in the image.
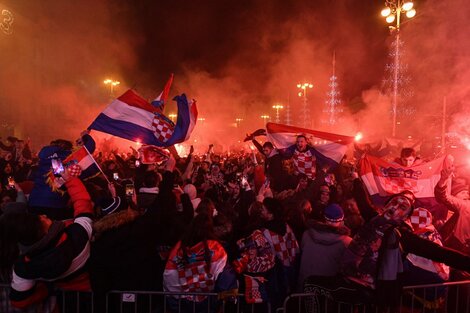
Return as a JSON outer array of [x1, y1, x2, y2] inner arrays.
[[323, 52, 343, 127]]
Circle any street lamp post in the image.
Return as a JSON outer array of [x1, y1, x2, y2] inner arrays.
[[381, 1, 416, 137], [297, 82, 313, 128], [272, 105, 284, 123], [260, 114, 270, 127], [103, 79, 120, 98]]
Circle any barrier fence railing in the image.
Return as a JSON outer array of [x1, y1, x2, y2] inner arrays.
[[1, 281, 470, 313], [278, 279, 470, 313], [0, 284, 265, 313]]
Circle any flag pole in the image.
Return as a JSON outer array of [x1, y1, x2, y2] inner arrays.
[[83, 145, 111, 184]]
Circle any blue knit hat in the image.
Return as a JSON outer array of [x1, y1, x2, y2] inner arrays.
[[324, 204, 344, 223]]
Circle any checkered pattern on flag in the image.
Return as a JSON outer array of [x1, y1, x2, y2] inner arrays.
[[46, 146, 99, 192], [358, 154, 445, 198], [263, 225, 299, 267], [88, 89, 197, 147], [244, 275, 268, 304], [152, 116, 174, 142], [163, 240, 227, 302], [237, 230, 276, 273]]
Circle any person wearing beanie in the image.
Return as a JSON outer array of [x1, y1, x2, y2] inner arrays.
[[0, 167, 94, 309], [299, 203, 352, 290]]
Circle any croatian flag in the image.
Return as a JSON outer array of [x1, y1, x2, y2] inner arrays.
[[47, 146, 100, 191], [266, 123, 354, 164], [151, 73, 174, 112], [88, 89, 198, 147], [358, 154, 445, 198], [244, 275, 268, 304], [138, 145, 170, 164]]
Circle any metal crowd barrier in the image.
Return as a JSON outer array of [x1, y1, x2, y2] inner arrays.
[[277, 280, 470, 313], [2, 280, 469, 313], [0, 284, 267, 313]]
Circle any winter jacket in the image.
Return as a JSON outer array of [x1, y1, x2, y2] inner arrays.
[[298, 220, 352, 287], [10, 178, 94, 309]]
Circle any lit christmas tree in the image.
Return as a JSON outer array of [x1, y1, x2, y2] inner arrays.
[[322, 52, 343, 127], [382, 31, 415, 132]]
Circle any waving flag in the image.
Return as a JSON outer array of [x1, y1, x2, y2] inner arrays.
[[138, 145, 170, 164], [151, 73, 174, 112], [266, 123, 354, 164], [358, 154, 445, 198], [46, 146, 100, 191], [88, 89, 197, 147]]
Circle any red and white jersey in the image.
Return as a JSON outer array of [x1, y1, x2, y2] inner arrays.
[[292, 149, 316, 179]]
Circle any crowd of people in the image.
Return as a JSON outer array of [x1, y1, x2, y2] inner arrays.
[[0, 130, 469, 313]]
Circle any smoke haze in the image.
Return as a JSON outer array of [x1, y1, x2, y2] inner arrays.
[[0, 0, 468, 153]]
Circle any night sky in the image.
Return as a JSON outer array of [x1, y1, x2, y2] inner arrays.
[[1, 0, 469, 150]]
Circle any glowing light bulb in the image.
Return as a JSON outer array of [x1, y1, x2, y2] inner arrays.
[[402, 2, 414, 11], [386, 15, 396, 23], [406, 9, 416, 18], [381, 7, 391, 17]]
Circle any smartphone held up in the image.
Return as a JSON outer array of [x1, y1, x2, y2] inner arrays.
[[125, 184, 135, 197], [51, 158, 65, 177]]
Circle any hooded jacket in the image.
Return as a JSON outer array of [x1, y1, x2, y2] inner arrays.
[[298, 220, 352, 287]]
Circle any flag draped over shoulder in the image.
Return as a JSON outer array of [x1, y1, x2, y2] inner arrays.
[[358, 154, 444, 198], [46, 146, 99, 191], [88, 89, 197, 147], [266, 122, 354, 164]]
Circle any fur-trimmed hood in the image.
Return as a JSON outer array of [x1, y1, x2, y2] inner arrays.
[[93, 209, 141, 239]]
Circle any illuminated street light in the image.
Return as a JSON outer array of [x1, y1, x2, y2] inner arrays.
[[103, 78, 120, 98], [380, 0, 417, 137], [168, 113, 177, 122], [297, 82, 313, 128], [197, 117, 206, 122], [235, 118, 243, 127], [260, 114, 270, 126], [272, 105, 284, 123]]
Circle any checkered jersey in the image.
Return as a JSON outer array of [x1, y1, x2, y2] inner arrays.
[[152, 116, 174, 143], [292, 150, 316, 179], [237, 230, 275, 273], [262, 225, 299, 267]]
